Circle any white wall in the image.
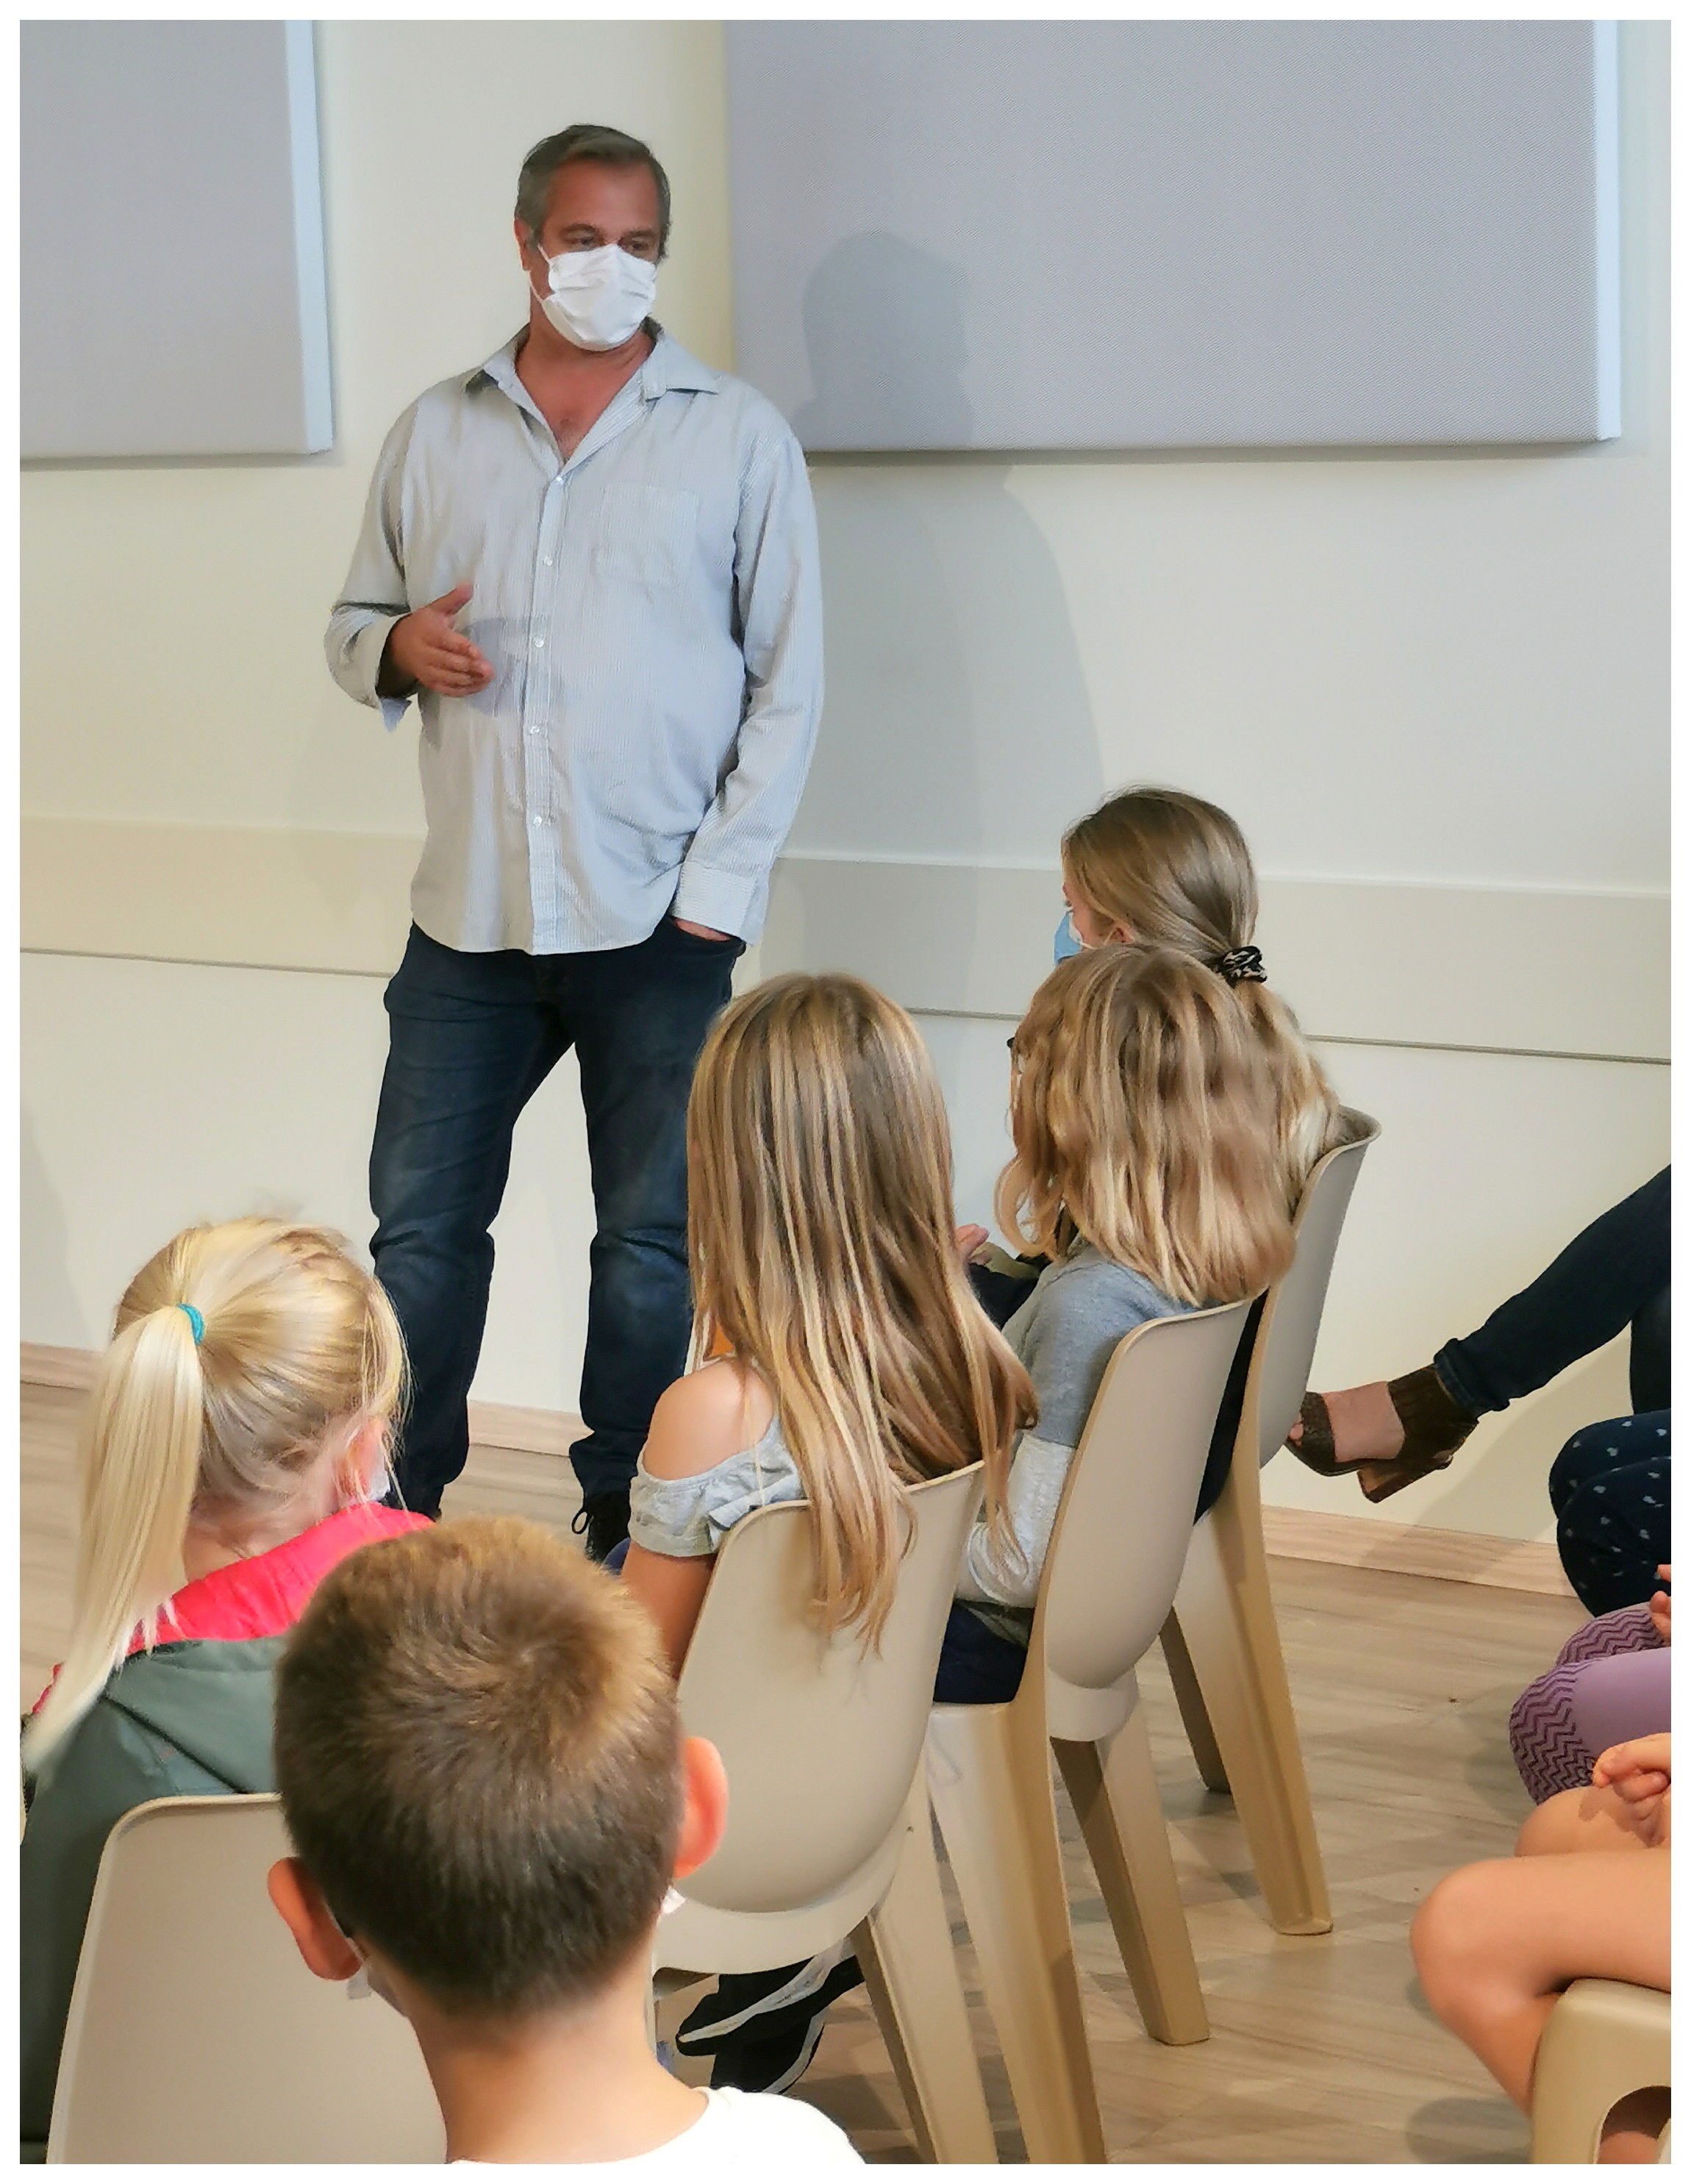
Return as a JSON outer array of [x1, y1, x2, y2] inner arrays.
[[22, 19, 732, 1410], [23, 23, 1667, 1541], [21, 20, 734, 835]]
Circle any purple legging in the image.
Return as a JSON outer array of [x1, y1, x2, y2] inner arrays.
[[1509, 1604, 1670, 1804]]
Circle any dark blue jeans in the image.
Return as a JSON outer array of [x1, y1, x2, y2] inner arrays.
[[1434, 1169, 1670, 1419], [370, 919, 742, 1516]]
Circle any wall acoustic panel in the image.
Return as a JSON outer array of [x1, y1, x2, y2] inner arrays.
[[726, 21, 1622, 452], [23, 20, 332, 457]]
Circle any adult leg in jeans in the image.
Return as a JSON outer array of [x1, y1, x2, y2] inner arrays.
[[370, 927, 565, 1519], [559, 919, 742, 1528], [1434, 1169, 1671, 1417]]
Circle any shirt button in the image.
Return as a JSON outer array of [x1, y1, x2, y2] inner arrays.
[[533, 635, 545, 649], [541, 556, 553, 568]]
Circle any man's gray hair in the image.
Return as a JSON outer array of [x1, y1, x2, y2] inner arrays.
[[515, 125, 671, 257]]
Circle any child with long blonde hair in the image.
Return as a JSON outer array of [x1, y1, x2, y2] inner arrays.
[[620, 972, 1034, 2094], [21, 1218, 426, 2160], [954, 943, 1296, 1630], [622, 971, 1032, 1671]]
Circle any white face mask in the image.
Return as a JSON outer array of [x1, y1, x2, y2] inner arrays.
[[532, 243, 657, 351]]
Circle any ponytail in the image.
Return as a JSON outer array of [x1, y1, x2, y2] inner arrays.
[[1226, 978, 1348, 1203], [1060, 785, 1346, 1202], [25, 1306, 205, 1768], [24, 1218, 405, 1772]]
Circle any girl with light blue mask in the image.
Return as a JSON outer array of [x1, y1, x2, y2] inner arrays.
[[977, 789, 1343, 1327]]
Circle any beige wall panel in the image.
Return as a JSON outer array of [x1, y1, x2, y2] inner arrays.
[[24, 819, 1667, 1066], [762, 857, 1667, 1063]]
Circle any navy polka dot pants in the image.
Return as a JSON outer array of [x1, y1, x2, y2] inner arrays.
[[1549, 1411, 1671, 1616]]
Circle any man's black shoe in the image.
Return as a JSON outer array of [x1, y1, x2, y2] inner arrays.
[[571, 1490, 631, 1563]]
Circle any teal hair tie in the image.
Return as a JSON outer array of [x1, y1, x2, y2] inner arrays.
[[177, 1303, 204, 1346]]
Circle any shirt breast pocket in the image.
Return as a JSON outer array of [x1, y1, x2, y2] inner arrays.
[[593, 482, 699, 590]]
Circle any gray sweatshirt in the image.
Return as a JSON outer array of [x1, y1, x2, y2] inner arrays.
[[957, 1244, 1190, 1643]]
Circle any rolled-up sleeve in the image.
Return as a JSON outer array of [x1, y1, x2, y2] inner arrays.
[[671, 427, 823, 941], [324, 410, 417, 732]]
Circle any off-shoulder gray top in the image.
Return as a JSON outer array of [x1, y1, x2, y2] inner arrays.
[[628, 1408, 805, 1559], [627, 1240, 1186, 1652]]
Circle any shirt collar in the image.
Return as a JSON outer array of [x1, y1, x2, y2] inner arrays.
[[473, 323, 721, 404]]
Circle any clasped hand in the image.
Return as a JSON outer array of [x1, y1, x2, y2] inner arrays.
[[1591, 1732, 1671, 1849]]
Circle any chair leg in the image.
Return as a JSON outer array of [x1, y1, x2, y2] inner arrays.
[[926, 1705, 1107, 2164], [855, 1777, 998, 2165], [1054, 1698, 1209, 2046], [1172, 1482, 1331, 1936], [1159, 1607, 1229, 1793]]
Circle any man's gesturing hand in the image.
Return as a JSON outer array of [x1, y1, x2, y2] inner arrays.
[[382, 584, 495, 698]]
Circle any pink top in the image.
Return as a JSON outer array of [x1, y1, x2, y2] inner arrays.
[[34, 1502, 429, 1710]]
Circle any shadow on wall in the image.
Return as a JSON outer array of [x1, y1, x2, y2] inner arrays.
[[22, 1108, 90, 1350], [788, 232, 1104, 903]]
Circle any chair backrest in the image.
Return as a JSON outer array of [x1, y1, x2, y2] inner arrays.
[[48, 1794, 443, 2165], [1037, 1299, 1255, 1702], [1253, 1108, 1379, 1464], [672, 1463, 982, 1917]]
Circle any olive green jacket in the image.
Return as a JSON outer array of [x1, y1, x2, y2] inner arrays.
[[20, 1639, 282, 2160]]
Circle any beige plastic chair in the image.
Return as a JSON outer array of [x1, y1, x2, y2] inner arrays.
[[926, 1298, 1256, 2166], [1531, 1977, 1670, 2162], [1161, 1111, 1379, 1936], [47, 1792, 443, 2163], [656, 1463, 998, 2166]]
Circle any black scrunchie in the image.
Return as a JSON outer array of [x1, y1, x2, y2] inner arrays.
[[1215, 945, 1267, 986]]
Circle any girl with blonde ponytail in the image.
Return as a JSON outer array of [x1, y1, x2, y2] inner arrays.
[[966, 782, 1348, 1324], [22, 1218, 426, 2160], [1059, 785, 1346, 1199]]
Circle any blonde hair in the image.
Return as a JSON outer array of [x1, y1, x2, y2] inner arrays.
[[1062, 786, 1345, 1199], [26, 1218, 404, 1769], [997, 946, 1296, 1307], [687, 974, 1035, 1645]]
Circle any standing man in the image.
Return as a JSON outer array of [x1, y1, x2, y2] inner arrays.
[[326, 125, 822, 1555]]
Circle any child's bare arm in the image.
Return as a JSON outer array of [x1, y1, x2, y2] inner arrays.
[[621, 1545, 715, 1679], [621, 1362, 773, 1674]]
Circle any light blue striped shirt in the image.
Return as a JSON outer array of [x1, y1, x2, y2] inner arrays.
[[325, 327, 823, 954]]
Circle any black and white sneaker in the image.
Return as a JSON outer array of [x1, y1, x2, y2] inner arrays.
[[676, 1944, 866, 2094]]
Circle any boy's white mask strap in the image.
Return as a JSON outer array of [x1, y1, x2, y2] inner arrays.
[[328, 1899, 373, 1999]]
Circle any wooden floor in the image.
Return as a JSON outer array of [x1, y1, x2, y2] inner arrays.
[[23, 1383, 1583, 2164]]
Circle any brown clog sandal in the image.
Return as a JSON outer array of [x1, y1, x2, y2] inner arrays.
[[1287, 1366, 1479, 1502]]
